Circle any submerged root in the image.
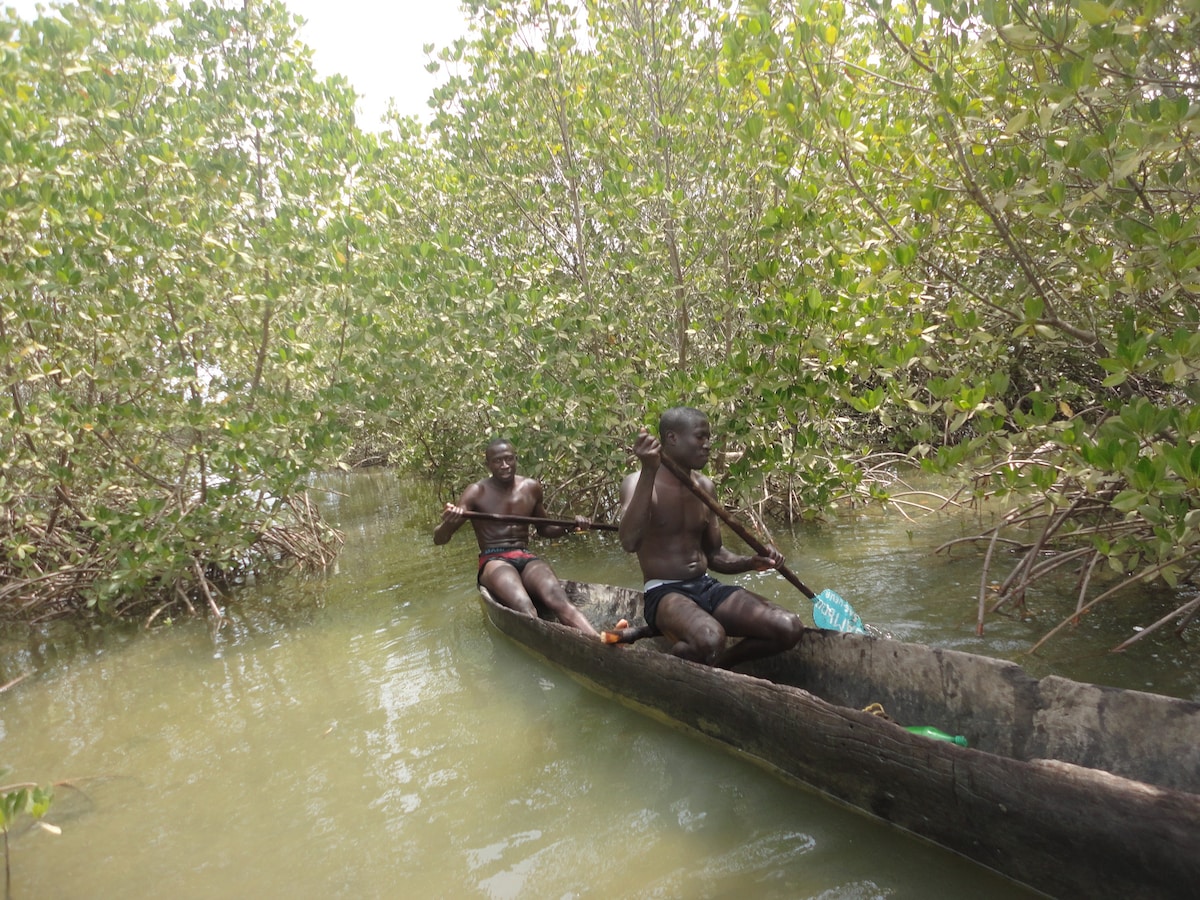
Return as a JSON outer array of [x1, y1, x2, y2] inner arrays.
[[2, 491, 344, 625], [937, 473, 1199, 652]]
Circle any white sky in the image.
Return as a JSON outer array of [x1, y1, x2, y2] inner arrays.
[[7, 0, 470, 126], [282, 1, 470, 125]]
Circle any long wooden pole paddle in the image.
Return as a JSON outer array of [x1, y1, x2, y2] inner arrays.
[[461, 510, 618, 532], [656, 454, 871, 635]]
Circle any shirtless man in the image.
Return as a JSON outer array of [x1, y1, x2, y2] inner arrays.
[[434, 438, 598, 636], [613, 407, 804, 667]]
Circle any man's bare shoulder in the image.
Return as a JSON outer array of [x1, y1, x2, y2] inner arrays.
[[619, 468, 647, 498], [458, 479, 491, 508]]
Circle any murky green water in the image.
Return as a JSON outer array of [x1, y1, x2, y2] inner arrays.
[[2, 471, 1196, 898]]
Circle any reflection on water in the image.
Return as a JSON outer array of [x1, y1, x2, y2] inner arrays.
[[1, 471, 1193, 898]]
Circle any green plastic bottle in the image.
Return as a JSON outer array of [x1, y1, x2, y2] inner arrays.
[[905, 726, 968, 747]]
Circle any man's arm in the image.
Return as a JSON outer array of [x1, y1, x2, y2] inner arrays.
[[699, 476, 784, 574], [709, 545, 779, 574], [530, 481, 574, 539], [618, 429, 660, 553], [433, 484, 481, 545]]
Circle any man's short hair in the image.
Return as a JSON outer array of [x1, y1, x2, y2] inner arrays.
[[658, 406, 706, 438], [485, 437, 514, 456]]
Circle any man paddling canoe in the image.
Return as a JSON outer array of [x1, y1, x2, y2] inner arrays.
[[434, 437, 599, 636], [605, 407, 805, 666]]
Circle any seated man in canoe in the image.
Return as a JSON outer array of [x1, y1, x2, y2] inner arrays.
[[434, 437, 600, 637], [608, 407, 805, 667]]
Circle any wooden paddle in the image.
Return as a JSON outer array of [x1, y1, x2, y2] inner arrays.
[[461, 510, 618, 532], [656, 453, 870, 635]]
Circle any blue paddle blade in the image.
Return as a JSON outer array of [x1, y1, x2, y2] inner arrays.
[[811, 588, 867, 634]]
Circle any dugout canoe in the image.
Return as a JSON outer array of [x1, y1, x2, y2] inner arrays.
[[478, 580, 1200, 900]]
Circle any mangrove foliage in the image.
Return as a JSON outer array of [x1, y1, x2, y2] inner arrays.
[[2, 0, 1197, 651]]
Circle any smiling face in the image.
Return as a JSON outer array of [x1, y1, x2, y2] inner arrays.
[[484, 441, 518, 484]]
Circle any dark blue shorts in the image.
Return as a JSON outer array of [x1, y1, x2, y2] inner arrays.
[[642, 575, 740, 631]]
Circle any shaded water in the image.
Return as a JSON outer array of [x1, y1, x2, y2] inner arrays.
[[2, 471, 1196, 898]]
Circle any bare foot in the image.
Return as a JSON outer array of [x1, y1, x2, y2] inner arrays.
[[600, 618, 629, 644]]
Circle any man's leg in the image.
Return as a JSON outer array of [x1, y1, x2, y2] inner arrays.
[[711, 590, 805, 668], [480, 561, 538, 616], [652, 593, 728, 664], [522, 560, 599, 636]]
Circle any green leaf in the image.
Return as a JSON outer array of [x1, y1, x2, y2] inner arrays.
[[1076, 0, 1114, 26], [1110, 490, 1146, 513]]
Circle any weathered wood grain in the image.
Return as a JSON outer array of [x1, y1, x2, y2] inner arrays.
[[479, 581, 1200, 900]]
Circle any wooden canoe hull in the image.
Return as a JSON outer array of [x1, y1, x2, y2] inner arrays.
[[479, 581, 1200, 900]]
